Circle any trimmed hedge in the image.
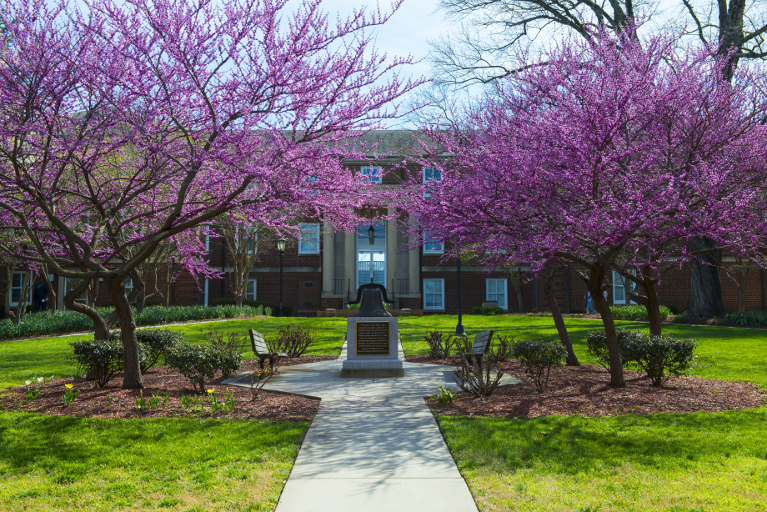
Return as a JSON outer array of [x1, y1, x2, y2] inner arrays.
[[110, 329, 183, 371], [165, 343, 242, 393], [585, 329, 645, 371], [71, 339, 148, 388], [610, 304, 670, 321], [472, 306, 505, 315], [622, 335, 696, 386], [510, 339, 566, 392], [586, 329, 696, 386], [723, 310, 767, 326], [0, 304, 267, 340], [210, 298, 289, 316]]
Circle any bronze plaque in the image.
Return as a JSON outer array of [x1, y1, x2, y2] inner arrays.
[[355, 321, 390, 356]]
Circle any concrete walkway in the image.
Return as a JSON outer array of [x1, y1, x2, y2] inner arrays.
[[224, 341, 520, 512]]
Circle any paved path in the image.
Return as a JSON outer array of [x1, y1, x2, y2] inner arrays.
[[224, 341, 520, 512]]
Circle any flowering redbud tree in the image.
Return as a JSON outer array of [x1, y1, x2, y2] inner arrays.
[[411, 29, 767, 387], [0, 0, 421, 388]]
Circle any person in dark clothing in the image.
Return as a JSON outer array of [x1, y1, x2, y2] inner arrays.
[[33, 281, 50, 313]]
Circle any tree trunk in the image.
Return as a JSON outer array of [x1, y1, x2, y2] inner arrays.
[[645, 283, 662, 337], [136, 287, 146, 314], [106, 280, 143, 389], [11, 272, 31, 325], [628, 285, 662, 337], [64, 297, 111, 339], [544, 262, 579, 366], [591, 282, 625, 388], [688, 237, 724, 318], [40, 265, 56, 313], [514, 284, 524, 313]]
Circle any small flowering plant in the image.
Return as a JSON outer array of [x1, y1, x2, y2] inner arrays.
[[23, 377, 45, 401], [63, 383, 80, 405]]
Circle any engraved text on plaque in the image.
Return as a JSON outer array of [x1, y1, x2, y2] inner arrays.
[[355, 322, 390, 356]]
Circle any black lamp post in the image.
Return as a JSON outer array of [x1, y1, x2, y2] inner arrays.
[[277, 237, 286, 317], [455, 249, 466, 337]]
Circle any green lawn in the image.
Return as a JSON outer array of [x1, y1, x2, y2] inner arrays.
[[2, 315, 766, 389], [437, 408, 767, 511], [0, 318, 348, 390], [0, 412, 306, 511], [398, 315, 767, 386], [1, 314, 767, 511]]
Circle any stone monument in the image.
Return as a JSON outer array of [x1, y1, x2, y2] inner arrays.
[[341, 282, 403, 378]]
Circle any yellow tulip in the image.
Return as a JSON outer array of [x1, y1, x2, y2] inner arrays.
[[207, 388, 215, 394], [65, 384, 73, 390]]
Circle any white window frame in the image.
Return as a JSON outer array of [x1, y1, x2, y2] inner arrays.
[[422, 167, 442, 198], [235, 226, 258, 255], [486, 278, 508, 310], [612, 270, 635, 305], [422, 231, 444, 254], [124, 276, 133, 297], [423, 278, 445, 310], [9, 271, 31, 307], [246, 279, 257, 301], [360, 166, 383, 185], [298, 223, 320, 254], [63, 278, 88, 306]]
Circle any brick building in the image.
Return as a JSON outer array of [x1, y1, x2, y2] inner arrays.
[[3, 131, 767, 316]]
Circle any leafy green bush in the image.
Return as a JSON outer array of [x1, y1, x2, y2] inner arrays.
[[621, 335, 697, 386], [273, 325, 314, 358], [610, 304, 670, 321], [723, 310, 767, 326], [71, 339, 147, 388], [110, 329, 183, 371], [0, 305, 269, 341], [211, 298, 291, 316], [472, 306, 505, 315], [510, 339, 566, 392], [585, 329, 644, 371], [165, 342, 242, 393]]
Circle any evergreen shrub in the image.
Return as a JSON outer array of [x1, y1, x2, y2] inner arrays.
[[510, 339, 566, 392], [610, 304, 670, 321], [71, 339, 148, 388]]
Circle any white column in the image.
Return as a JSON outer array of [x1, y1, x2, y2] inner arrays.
[[322, 223, 334, 295], [408, 239, 420, 294], [344, 227, 357, 294], [386, 212, 398, 291]]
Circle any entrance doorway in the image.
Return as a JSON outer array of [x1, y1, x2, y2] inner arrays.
[[356, 222, 386, 288]]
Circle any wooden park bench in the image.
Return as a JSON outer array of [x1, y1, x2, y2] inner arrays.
[[452, 330, 494, 366], [249, 329, 288, 370]]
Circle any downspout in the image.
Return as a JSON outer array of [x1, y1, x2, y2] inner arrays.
[[566, 263, 571, 314]]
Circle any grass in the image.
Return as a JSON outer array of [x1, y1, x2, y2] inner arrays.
[[0, 317, 348, 390], [437, 408, 767, 511], [397, 315, 767, 387], [0, 412, 306, 511], [1, 314, 767, 511], [2, 314, 767, 389]]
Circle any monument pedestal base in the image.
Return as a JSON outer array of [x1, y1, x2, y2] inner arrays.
[[340, 358, 404, 378], [343, 316, 402, 378]]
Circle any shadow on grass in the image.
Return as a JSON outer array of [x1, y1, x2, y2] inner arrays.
[[437, 407, 767, 476], [0, 413, 306, 483]]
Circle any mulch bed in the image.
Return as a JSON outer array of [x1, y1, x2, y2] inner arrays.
[[0, 356, 337, 422], [407, 355, 767, 418]]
